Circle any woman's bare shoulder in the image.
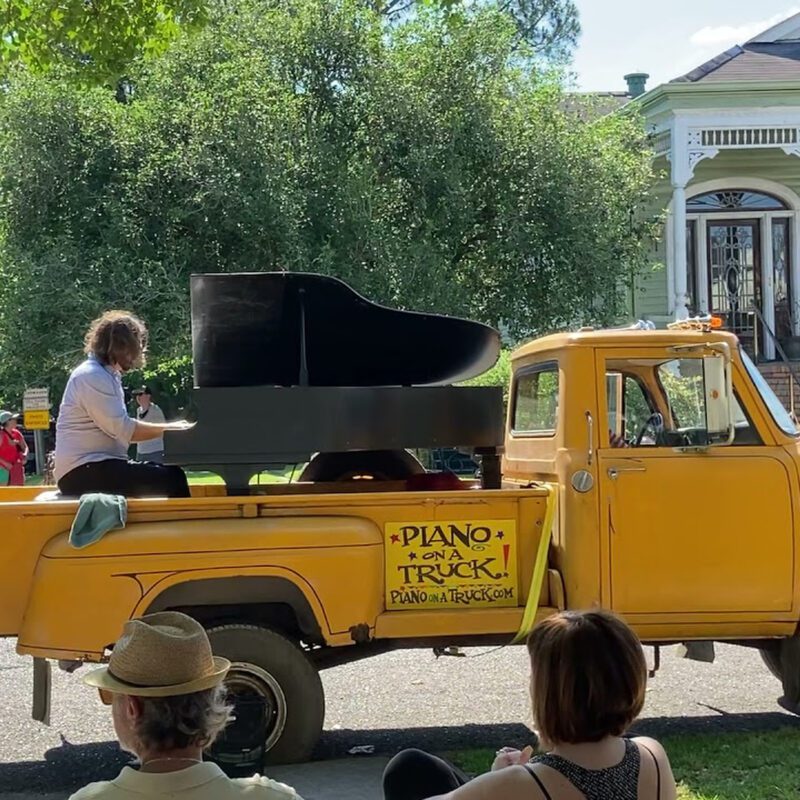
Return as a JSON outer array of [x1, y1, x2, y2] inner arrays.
[[631, 736, 669, 761]]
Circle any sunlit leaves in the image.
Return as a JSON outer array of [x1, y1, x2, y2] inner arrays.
[[0, 0, 208, 83]]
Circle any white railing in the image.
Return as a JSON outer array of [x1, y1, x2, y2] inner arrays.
[[690, 126, 800, 149]]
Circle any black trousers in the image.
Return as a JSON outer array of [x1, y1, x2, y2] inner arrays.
[[58, 458, 191, 498], [383, 749, 470, 800]]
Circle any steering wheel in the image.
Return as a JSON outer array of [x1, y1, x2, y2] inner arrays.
[[635, 413, 664, 446]]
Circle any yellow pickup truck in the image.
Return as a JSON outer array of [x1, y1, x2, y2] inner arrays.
[[2, 318, 799, 766]]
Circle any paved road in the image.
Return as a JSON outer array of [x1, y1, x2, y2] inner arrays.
[[1, 638, 798, 797]]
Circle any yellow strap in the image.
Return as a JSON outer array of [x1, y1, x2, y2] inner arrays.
[[513, 483, 556, 644]]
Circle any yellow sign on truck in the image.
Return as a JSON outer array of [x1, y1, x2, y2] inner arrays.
[[384, 519, 518, 609]]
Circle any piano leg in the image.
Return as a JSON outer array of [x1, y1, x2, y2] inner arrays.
[[476, 448, 501, 490]]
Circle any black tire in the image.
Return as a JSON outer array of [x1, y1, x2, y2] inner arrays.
[[206, 624, 325, 767], [760, 637, 800, 706], [298, 449, 425, 482]]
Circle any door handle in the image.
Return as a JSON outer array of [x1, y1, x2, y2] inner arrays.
[[607, 465, 646, 480]]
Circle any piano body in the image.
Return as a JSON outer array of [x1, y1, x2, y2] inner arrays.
[[166, 272, 505, 491]]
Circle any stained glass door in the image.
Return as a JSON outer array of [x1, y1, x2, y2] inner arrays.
[[707, 221, 761, 346]]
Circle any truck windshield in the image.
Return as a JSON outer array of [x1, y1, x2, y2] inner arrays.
[[741, 350, 798, 437]]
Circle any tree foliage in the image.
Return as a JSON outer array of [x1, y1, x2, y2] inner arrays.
[[497, 0, 579, 60], [0, 0, 207, 83], [0, 0, 577, 85], [0, 0, 654, 407]]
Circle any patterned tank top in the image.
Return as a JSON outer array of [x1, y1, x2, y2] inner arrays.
[[523, 739, 661, 800]]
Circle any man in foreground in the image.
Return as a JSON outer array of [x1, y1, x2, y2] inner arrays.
[[69, 611, 302, 800]]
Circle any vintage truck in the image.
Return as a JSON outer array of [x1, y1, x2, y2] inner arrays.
[[2, 276, 800, 768]]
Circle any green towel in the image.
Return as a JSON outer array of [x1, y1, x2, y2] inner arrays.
[[69, 493, 127, 549]]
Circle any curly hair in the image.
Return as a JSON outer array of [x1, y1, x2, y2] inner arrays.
[[84, 311, 148, 371], [133, 685, 234, 752]]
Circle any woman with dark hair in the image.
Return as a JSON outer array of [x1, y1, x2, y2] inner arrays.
[[383, 610, 677, 800], [54, 311, 193, 498]]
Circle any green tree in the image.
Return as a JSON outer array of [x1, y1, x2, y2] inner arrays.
[[497, 0, 579, 59], [374, 0, 579, 60], [0, 0, 207, 84], [0, 0, 654, 408]]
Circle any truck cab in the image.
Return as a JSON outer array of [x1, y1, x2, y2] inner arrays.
[[505, 322, 800, 648]]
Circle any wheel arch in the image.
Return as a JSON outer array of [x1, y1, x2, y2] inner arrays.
[[143, 575, 326, 644]]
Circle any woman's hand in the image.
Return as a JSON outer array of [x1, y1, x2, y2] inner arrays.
[[491, 745, 533, 771]]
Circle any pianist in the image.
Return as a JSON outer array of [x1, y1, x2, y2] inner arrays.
[[53, 311, 193, 498]]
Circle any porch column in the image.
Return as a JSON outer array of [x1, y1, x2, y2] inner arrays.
[[793, 214, 800, 337], [762, 217, 776, 360], [672, 183, 689, 320]]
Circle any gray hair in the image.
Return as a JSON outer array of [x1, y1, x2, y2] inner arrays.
[[133, 685, 233, 752]]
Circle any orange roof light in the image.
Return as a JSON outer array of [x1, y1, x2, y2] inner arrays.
[[710, 316, 723, 329]]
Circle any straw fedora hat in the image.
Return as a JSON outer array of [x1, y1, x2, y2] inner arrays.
[[84, 612, 230, 697]]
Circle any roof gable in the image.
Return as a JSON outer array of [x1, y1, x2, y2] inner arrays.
[[671, 11, 800, 84], [747, 11, 800, 43]]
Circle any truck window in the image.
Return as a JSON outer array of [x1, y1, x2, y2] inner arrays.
[[658, 359, 705, 429], [741, 349, 798, 437], [606, 372, 655, 445], [623, 377, 652, 441], [656, 359, 759, 446], [512, 363, 559, 435]]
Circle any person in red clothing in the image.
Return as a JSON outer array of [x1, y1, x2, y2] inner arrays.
[[0, 411, 21, 486], [5, 413, 28, 485]]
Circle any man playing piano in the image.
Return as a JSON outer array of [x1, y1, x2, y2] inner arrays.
[[53, 311, 194, 498]]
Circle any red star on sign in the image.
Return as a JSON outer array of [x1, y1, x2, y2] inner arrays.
[[390, 534, 400, 544]]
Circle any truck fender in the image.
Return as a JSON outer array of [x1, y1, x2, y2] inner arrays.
[[141, 574, 326, 644]]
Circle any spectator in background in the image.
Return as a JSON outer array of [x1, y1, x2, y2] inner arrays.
[[6, 413, 29, 485], [0, 410, 17, 485], [133, 386, 166, 464]]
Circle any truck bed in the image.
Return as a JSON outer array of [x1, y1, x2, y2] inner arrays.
[[0, 483, 554, 661]]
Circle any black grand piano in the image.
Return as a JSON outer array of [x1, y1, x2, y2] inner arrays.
[[166, 272, 505, 491]]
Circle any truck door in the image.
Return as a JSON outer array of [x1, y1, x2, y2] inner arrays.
[[597, 349, 794, 616]]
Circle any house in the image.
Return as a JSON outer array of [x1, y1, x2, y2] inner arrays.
[[631, 12, 800, 405]]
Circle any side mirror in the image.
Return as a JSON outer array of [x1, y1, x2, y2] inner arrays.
[[703, 355, 734, 444]]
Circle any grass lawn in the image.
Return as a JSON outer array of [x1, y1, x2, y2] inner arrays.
[[22, 465, 300, 488], [447, 728, 800, 799], [186, 466, 300, 485]]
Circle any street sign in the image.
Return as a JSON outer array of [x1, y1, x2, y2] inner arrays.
[[23, 410, 50, 430], [23, 388, 50, 412]]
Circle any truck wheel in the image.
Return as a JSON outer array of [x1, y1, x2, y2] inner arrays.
[[299, 449, 425, 482], [760, 637, 800, 706], [206, 625, 325, 767]]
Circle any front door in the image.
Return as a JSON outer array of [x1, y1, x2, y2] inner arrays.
[[598, 349, 794, 616], [707, 220, 761, 348]]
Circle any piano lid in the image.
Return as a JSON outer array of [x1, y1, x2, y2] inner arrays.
[[191, 272, 500, 388]]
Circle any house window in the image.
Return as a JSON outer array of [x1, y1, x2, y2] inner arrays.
[[687, 190, 788, 213], [773, 218, 792, 341], [686, 219, 697, 312]]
